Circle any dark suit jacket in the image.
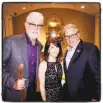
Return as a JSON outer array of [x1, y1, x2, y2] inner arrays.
[[3, 34, 43, 101], [63, 40, 100, 101]]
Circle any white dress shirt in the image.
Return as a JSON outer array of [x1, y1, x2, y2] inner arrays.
[[66, 40, 80, 68]]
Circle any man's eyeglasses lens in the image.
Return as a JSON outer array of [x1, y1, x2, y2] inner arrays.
[[65, 31, 78, 39], [27, 22, 43, 29]]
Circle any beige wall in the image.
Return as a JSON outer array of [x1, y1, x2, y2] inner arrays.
[[3, 15, 13, 37], [94, 13, 100, 49], [13, 8, 95, 51]]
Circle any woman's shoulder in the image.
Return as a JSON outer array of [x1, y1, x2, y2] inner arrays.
[[40, 60, 47, 65], [39, 60, 47, 72], [39, 60, 47, 68]]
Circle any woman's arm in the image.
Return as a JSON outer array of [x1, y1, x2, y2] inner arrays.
[[39, 61, 47, 101]]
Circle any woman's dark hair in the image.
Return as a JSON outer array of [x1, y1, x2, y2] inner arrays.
[[44, 38, 63, 62]]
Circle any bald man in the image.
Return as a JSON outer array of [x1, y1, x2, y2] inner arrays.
[[3, 12, 44, 101], [63, 24, 100, 101]]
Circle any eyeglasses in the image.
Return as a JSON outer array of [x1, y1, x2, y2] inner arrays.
[[26, 22, 43, 29], [64, 31, 79, 39]]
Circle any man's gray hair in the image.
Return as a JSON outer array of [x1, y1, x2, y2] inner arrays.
[[26, 12, 44, 24], [63, 24, 79, 33]]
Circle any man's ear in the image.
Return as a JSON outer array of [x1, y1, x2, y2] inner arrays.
[[24, 22, 28, 29], [77, 32, 80, 38]]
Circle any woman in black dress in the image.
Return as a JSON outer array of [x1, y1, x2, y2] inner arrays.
[[39, 38, 63, 101]]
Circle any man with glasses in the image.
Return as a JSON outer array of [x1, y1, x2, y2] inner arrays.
[[3, 12, 44, 101], [63, 24, 100, 101]]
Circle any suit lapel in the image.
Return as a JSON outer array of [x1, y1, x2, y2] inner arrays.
[[68, 40, 83, 68], [20, 34, 29, 77], [36, 44, 40, 81], [63, 50, 68, 70], [63, 50, 68, 82], [36, 40, 42, 80], [35, 40, 42, 91]]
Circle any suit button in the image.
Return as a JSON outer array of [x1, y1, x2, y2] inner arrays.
[[32, 70, 34, 72], [31, 62, 34, 64], [32, 54, 34, 56]]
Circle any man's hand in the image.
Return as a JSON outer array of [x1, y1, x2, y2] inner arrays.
[[13, 78, 26, 90]]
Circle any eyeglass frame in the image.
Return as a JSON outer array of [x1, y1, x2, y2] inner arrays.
[[64, 31, 79, 39], [26, 22, 43, 29]]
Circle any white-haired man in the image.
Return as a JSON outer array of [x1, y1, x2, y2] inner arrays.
[[3, 12, 44, 101], [63, 24, 100, 101]]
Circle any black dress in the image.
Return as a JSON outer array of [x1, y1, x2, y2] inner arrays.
[[45, 62, 62, 101]]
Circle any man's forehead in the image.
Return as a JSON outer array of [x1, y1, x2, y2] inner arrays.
[[65, 27, 78, 34], [29, 19, 43, 24]]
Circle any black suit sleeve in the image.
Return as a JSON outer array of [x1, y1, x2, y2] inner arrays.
[[3, 38, 16, 90], [88, 45, 100, 101]]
